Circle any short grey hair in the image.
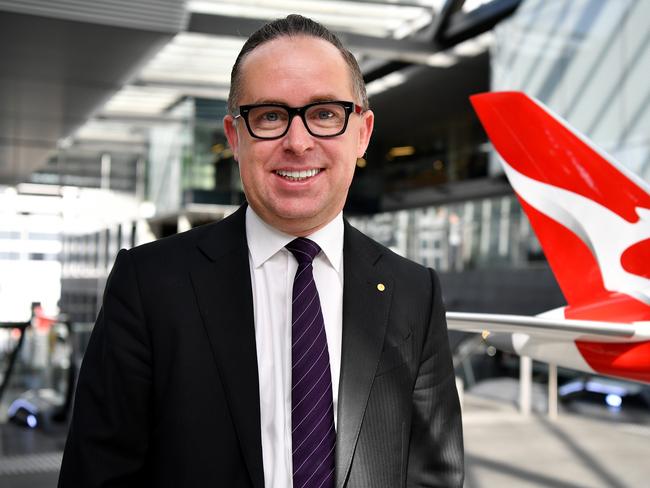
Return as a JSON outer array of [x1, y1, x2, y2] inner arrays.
[[227, 14, 368, 114]]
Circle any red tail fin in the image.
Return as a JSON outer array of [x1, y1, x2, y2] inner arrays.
[[470, 91, 650, 307]]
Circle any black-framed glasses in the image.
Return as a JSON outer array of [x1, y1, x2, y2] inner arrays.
[[234, 101, 363, 140]]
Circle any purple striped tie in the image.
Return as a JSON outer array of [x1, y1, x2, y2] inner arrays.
[[286, 238, 335, 488]]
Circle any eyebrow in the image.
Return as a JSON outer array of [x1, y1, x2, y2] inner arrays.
[[249, 95, 343, 106]]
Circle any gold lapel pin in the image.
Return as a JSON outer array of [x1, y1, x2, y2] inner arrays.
[[377, 283, 386, 292]]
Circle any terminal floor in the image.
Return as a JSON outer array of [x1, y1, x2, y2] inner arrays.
[[0, 393, 649, 487], [463, 394, 650, 488]]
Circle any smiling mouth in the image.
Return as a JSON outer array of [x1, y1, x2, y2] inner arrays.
[[274, 169, 322, 181]]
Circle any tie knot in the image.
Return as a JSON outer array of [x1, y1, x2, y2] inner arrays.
[[286, 237, 321, 264]]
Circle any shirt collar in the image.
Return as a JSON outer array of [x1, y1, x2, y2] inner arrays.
[[245, 206, 343, 273]]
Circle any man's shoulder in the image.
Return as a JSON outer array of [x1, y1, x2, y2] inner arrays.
[[345, 221, 430, 276], [128, 205, 246, 263], [345, 223, 440, 310]]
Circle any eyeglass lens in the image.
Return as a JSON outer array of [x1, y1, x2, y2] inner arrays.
[[247, 103, 348, 138]]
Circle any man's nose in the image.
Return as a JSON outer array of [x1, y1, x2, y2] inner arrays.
[[282, 115, 313, 154]]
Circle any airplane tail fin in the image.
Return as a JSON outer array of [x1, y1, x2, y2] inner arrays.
[[470, 91, 650, 307]]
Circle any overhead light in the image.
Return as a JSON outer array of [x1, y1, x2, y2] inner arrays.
[[463, 0, 492, 12], [453, 39, 484, 57], [390, 12, 433, 39], [103, 86, 181, 116], [188, 0, 433, 39], [423, 52, 457, 67], [453, 32, 494, 57], [380, 71, 407, 86], [137, 33, 242, 90], [57, 137, 72, 149], [388, 146, 415, 158], [605, 394, 623, 408], [361, 46, 457, 67], [366, 71, 407, 97]]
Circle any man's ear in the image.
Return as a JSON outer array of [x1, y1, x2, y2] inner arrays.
[[223, 115, 240, 161], [356, 109, 374, 158]]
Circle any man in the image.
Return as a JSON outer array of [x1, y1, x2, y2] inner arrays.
[[59, 14, 463, 488]]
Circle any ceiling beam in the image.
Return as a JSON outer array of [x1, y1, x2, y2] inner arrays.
[[430, 0, 466, 42], [187, 1, 520, 86], [0, 9, 181, 184], [441, 0, 521, 45], [93, 113, 189, 125], [187, 12, 444, 60]]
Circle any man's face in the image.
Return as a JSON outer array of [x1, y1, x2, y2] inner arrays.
[[224, 36, 374, 236]]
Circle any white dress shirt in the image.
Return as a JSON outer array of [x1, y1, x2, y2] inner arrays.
[[246, 207, 344, 488]]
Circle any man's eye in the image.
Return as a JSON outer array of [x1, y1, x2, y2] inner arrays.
[[317, 110, 335, 119], [262, 111, 280, 122]]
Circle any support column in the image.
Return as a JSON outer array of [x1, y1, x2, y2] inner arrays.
[[519, 355, 532, 416], [548, 363, 558, 420]]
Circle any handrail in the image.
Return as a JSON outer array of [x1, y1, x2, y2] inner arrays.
[[0, 321, 31, 404]]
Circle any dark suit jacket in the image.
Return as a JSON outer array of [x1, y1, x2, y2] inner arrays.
[[59, 205, 463, 487]]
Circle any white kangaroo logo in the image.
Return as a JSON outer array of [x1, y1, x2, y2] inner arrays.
[[501, 159, 650, 305]]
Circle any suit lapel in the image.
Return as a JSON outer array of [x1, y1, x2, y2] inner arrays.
[[189, 206, 264, 488], [188, 211, 392, 488], [335, 223, 394, 488]]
